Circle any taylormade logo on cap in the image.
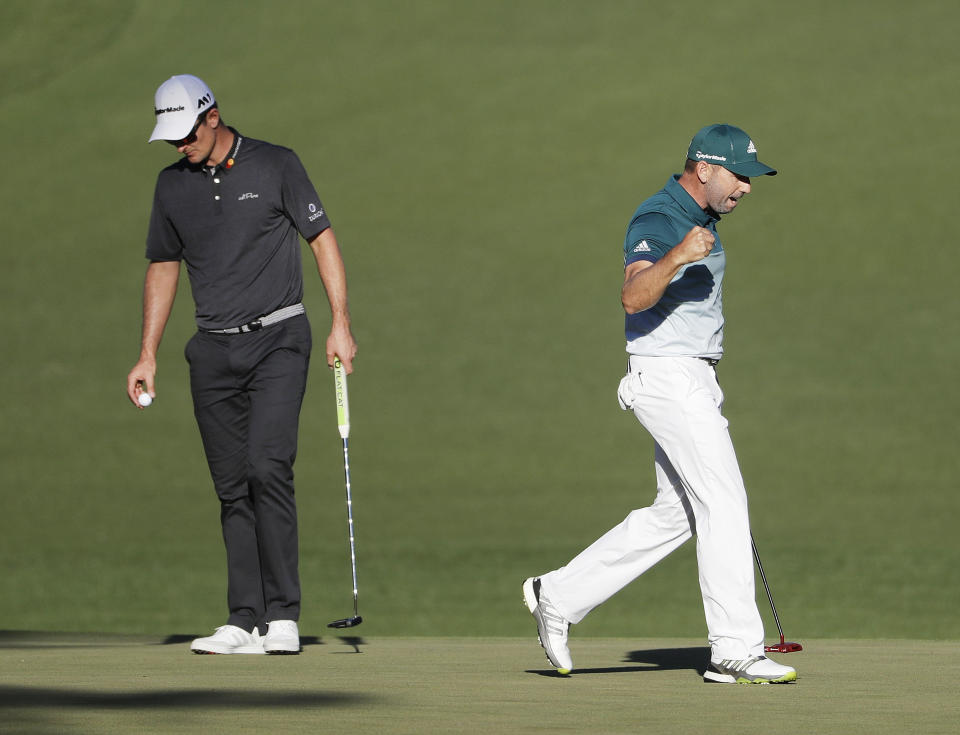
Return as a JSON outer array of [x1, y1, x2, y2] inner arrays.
[[148, 74, 216, 143], [687, 124, 777, 177], [155, 105, 186, 116], [694, 151, 727, 162]]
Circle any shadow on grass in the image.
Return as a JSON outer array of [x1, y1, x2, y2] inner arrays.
[[0, 631, 156, 650], [0, 685, 375, 710], [162, 634, 367, 652], [527, 646, 709, 677], [0, 685, 376, 713], [161, 635, 364, 649], [332, 636, 364, 653], [0, 631, 366, 652]]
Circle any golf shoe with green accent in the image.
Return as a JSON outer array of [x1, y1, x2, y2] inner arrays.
[[703, 655, 797, 684], [523, 577, 573, 675]]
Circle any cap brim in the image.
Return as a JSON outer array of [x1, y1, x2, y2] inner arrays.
[[725, 160, 777, 177], [148, 114, 196, 143]]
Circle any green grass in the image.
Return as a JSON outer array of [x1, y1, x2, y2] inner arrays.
[[0, 0, 958, 648], [2, 633, 959, 735]]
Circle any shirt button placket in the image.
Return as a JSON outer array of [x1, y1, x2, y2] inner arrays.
[[212, 171, 222, 214]]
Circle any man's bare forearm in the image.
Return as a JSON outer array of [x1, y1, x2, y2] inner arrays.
[[140, 260, 180, 359], [621, 226, 715, 314], [309, 228, 358, 371]]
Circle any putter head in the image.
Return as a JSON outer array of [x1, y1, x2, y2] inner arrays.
[[327, 615, 363, 629], [765, 641, 803, 653]]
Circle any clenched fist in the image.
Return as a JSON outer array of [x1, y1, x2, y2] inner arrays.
[[674, 226, 715, 264]]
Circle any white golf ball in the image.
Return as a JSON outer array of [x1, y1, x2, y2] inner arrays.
[[138, 392, 153, 407]]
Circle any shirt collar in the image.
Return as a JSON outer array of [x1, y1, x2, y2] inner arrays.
[[665, 174, 719, 227], [203, 127, 244, 175], [221, 127, 243, 172]]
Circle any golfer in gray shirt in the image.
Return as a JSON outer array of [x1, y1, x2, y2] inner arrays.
[[127, 74, 357, 655]]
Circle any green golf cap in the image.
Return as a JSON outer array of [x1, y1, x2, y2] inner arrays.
[[687, 124, 777, 177]]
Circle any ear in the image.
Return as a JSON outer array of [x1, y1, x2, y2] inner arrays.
[[696, 161, 713, 184], [205, 108, 220, 129]]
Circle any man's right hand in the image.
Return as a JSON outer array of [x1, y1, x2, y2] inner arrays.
[[128, 260, 180, 409], [126, 358, 157, 409], [673, 226, 715, 265]]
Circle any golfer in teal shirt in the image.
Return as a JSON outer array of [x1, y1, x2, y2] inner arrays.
[[523, 124, 796, 685], [623, 174, 725, 359]]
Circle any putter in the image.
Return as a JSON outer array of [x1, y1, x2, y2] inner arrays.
[[327, 357, 363, 629], [751, 533, 801, 652]]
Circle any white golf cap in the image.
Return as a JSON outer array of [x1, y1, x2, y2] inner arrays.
[[148, 74, 216, 142]]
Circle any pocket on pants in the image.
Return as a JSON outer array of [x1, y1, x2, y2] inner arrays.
[[184, 332, 200, 364], [617, 371, 641, 410]]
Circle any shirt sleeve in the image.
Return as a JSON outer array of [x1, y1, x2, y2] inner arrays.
[[623, 211, 673, 268], [145, 176, 184, 261], [280, 150, 331, 241]]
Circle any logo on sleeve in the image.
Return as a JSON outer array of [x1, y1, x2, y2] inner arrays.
[[308, 202, 326, 222], [632, 240, 652, 253]]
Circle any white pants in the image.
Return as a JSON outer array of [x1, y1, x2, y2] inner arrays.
[[540, 356, 765, 660]]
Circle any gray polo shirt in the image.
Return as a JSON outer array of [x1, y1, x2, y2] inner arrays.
[[622, 175, 725, 360], [146, 128, 331, 330]]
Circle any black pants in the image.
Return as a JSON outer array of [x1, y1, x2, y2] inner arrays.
[[185, 314, 311, 632]]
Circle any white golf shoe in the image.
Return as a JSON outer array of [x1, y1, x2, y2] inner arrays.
[[523, 577, 573, 675], [190, 625, 265, 655], [703, 655, 797, 684], [264, 620, 301, 654]]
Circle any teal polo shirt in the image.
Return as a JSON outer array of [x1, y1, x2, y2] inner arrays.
[[622, 175, 725, 360]]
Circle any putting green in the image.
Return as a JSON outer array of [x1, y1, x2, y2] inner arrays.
[[1, 0, 958, 643], [2, 633, 956, 734]]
